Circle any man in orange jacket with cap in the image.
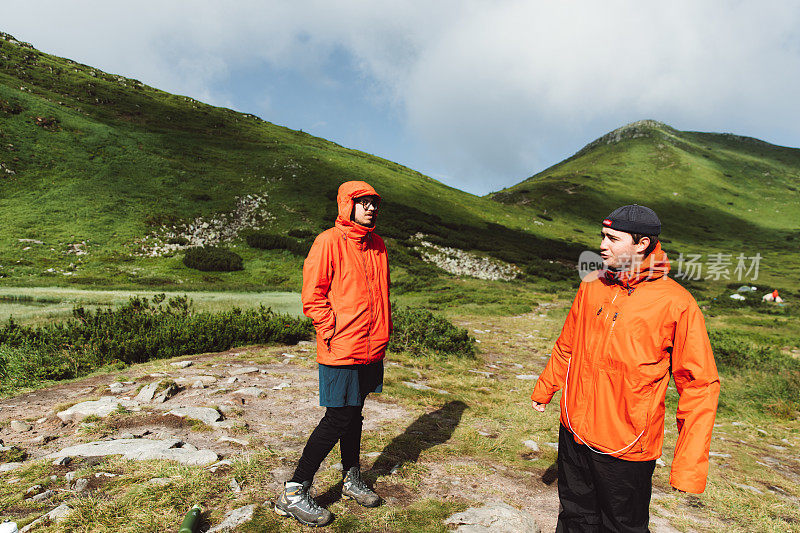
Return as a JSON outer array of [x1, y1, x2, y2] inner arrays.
[[275, 180, 391, 527], [531, 204, 720, 532]]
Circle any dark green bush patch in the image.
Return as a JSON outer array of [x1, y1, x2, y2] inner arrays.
[[183, 246, 243, 272], [244, 231, 311, 256], [389, 306, 475, 358]]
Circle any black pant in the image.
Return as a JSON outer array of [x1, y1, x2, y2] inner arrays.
[[556, 425, 656, 533], [291, 404, 364, 483]]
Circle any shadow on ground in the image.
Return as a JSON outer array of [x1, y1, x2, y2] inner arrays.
[[317, 400, 468, 506]]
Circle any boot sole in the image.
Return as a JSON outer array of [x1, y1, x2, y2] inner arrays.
[[274, 503, 332, 527]]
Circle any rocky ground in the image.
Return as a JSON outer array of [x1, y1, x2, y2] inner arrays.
[[1, 310, 799, 531]]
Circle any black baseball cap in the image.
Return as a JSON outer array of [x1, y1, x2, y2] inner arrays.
[[602, 204, 661, 235]]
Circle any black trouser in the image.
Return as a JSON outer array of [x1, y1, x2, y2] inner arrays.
[[556, 425, 656, 533], [291, 404, 364, 483]]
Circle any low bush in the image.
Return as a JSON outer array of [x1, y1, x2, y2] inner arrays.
[[245, 231, 311, 256], [0, 295, 313, 393], [183, 246, 243, 272], [389, 307, 475, 358], [708, 328, 800, 373]]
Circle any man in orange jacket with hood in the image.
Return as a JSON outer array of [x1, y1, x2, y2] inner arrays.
[[275, 181, 391, 527], [531, 204, 720, 532]]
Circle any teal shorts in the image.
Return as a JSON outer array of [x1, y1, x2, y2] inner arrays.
[[318, 360, 384, 407]]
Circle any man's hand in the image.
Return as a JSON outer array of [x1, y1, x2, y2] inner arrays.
[[532, 400, 546, 412]]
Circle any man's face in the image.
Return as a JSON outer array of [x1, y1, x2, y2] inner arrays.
[[353, 195, 380, 227], [599, 227, 649, 270]]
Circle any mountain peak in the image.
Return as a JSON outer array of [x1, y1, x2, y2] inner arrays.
[[579, 120, 677, 154]]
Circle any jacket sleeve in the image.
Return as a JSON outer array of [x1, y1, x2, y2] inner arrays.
[[301, 234, 336, 341], [531, 283, 584, 404], [669, 301, 720, 494]]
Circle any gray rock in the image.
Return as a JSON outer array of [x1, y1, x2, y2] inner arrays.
[[170, 360, 194, 368], [229, 478, 242, 493], [153, 383, 181, 403], [52, 456, 72, 466], [544, 442, 559, 450], [212, 420, 238, 430], [217, 436, 248, 447], [30, 490, 54, 502], [46, 438, 218, 466], [65, 472, 76, 482], [207, 504, 258, 532], [515, 374, 539, 380], [176, 375, 218, 387], [523, 440, 539, 452], [10, 420, 32, 432], [709, 452, 731, 458], [735, 483, 763, 494], [656, 458, 666, 467], [108, 382, 126, 393], [271, 382, 291, 390], [403, 381, 433, 391], [229, 366, 259, 376], [25, 485, 43, 496], [444, 502, 541, 533], [57, 396, 137, 422], [167, 407, 222, 426], [135, 381, 160, 402], [19, 503, 72, 532], [233, 387, 265, 397], [73, 478, 90, 492], [0, 462, 23, 472]]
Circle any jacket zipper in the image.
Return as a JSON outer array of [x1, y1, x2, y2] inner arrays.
[[360, 237, 373, 356]]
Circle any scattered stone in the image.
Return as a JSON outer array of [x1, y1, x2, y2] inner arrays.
[[403, 381, 433, 391], [477, 431, 493, 437], [109, 382, 126, 393], [207, 459, 233, 473], [217, 404, 238, 416], [167, 407, 222, 426], [544, 442, 559, 450], [176, 375, 218, 387], [757, 429, 768, 436], [118, 432, 136, 440], [170, 360, 194, 369], [135, 382, 160, 402], [30, 490, 54, 502], [515, 374, 539, 380], [36, 417, 48, 424], [468, 370, 494, 378], [10, 420, 32, 432], [153, 383, 181, 403], [233, 387, 265, 397], [510, 363, 524, 369], [330, 462, 343, 471], [72, 478, 89, 492], [57, 396, 137, 422], [25, 485, 43, 496], [19, 503, 72, 532], [523, 440, 540, 452], [225, 377, 239, 385], [735, 483, 763, 494], [365, 452, 381, 458], [0, 462, 23, 472], [52, 456, 72, 466], [212, 420, 238, 430], [656, 458, 666, 467], [46, 438, 218, 466], [296, 340, 313, 346], [30, 434, 56, 445], [444, 502, 542, 532], [229, 478, 242, 493], [192, 380, 206, 389], [281, 353, 296, 358], [207, 504, 258, 532], [65, 472, 76, 483], [709, 452, 731, 458], [229, 366, 259, 376], [271, 382, 291, 391], [732, 422, 745, 427], [217, 436, 248, 447]]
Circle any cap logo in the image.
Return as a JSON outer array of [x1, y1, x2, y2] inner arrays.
[[602, 219, 613, 226]]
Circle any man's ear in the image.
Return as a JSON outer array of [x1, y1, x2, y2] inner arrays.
[[635, 236, 650, 254]]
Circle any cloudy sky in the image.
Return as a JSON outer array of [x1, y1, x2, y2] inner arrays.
[[4, 1, 800, 195]]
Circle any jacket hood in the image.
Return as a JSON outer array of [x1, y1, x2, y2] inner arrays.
[[335, 180, 381, 238], [603, 242, 670, 289]]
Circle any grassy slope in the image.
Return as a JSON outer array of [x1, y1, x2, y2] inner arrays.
[[491, 120, 800, 292], [0, 32, 576, 294]]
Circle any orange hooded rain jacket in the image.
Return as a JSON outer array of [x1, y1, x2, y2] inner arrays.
[[302, 181, 391, 366], [531, 243, 720, 493]]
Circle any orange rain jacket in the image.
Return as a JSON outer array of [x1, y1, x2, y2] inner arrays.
[[531, 243, 720, 493], [302, 181, 391, 366]]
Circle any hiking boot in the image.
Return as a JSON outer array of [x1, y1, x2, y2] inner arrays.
[[274, 481, 333, 527], [342, 467, 381, 507]]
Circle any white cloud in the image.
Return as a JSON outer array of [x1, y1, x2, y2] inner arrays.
[[3, 1, 800, 194]]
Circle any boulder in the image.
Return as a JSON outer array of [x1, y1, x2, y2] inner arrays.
[[167, 407, 222, 426], [46, 438, 218, 466], [444, 502, 541, 533]]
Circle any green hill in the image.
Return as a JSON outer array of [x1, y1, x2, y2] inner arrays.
[[491, 120, 800, 291], [0, 32, 578, 294]]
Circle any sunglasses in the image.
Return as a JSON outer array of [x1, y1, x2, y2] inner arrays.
[[355, 196, 381, 210]]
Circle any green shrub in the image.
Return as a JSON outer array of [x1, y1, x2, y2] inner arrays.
[[288, 228, 315, 239], [183, 246, 243, 272], [245, 231, 311, 256], [389, 307, 475, 358], [0, 295, 313, 392], [708, 328, 800, 372]]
